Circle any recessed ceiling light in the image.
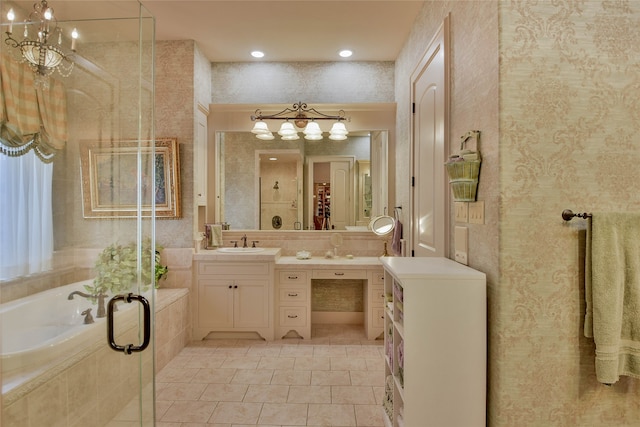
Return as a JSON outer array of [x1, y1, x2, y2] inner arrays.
[[251, 50, 265, 58], [339, 49, 353, 58]]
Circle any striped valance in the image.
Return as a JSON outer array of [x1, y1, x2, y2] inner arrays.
[[0, 53, 68, 163]]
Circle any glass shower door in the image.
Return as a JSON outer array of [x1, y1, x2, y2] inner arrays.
[[0, 1, 157, 425]]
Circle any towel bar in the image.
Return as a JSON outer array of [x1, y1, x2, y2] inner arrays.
[[562, 209, 592, 221]]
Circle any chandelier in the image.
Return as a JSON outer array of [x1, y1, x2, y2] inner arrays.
[[5, 0, 78, 82], [250, 102, 350, 141]]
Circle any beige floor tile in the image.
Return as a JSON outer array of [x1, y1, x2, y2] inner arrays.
[[156, 382, 207, 401], [313, 345, 348, 357], [332, 386, 376, 404], [294, 356, 331, 370], [209, 401, 263, 424], [280, 345, 315, 357], [220, 355, 262, 369], [350, 370, 384, 386], [149, 325, 384, 427], [199, 383, 248, 401], [156, 366, 199, 383], [155, 400, 172, 419], [373, 386, 385, 405], [191, 368, 237, 384], [258, 402, 308, 425], [346, 345, 383, 358], [247, 345, 283, 357], [160, 400, 216, 423], [330, 357, 368, 371], [307, 403, 357, 426], [182, 354, 227, 369], [243, 384, 290, 403], [231, 368, 275, 384], [365, 358, 385, 371], [287, 385, 332, 404], [258, 356, 296, 369], [311, 370, 352, 386], [355, 404, 385, 426], [271, 369, 312, 385]]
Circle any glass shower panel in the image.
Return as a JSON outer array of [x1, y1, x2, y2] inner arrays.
[[0, 2, 156, 425]]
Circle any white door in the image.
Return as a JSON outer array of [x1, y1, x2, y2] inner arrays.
[[411, 17, 449, 257], [330, 160, 352, 230]]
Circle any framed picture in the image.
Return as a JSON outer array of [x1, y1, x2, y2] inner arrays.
[[80, 137, 181, 218]]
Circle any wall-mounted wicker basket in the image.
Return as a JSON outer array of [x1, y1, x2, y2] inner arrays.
[[446, 131, 481, 202]]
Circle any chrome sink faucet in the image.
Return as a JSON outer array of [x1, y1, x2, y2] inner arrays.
[[241, 234, 248, 248]]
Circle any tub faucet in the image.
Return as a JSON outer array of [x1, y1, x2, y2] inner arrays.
[[68, 291, 107, 318], [241, 234, 248, 248]]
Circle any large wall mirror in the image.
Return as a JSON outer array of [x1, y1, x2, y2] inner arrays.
[[206, 103, 396, 232]]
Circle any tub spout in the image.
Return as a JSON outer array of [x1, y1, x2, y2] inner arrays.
[[68, 291, 107, 318]]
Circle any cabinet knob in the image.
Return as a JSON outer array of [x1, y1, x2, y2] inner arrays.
[[228, 285, 232, 289], [234, 285, 238, 289], [288, 293, 298, 297], [287, 314, 298, 318]]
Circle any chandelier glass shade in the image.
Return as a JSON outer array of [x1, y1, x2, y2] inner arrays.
[[5, 0, 78, 83], [250, 102, 350, 141]]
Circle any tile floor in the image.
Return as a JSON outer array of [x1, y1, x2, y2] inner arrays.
[[153, 324, 385, 426]]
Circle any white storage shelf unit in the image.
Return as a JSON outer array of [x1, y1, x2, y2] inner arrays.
[[380, 257, 486, 427]]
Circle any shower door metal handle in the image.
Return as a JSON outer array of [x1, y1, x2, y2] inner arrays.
[[107, 293, 151, 354]]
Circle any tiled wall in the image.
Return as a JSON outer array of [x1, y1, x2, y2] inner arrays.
[[1, 289, 190, 426]]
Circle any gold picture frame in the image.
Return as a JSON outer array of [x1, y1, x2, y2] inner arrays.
[[80, 137, 181, 218]]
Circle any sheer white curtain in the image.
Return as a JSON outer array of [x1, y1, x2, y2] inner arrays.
[[0, 148, 53, 280]]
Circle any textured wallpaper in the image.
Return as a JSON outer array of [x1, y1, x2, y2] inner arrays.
[[498, 0, 640, 425], [396, 1, 640, 425]]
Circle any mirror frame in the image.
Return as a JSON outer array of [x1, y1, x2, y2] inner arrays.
[[206, 103, 396, 231]]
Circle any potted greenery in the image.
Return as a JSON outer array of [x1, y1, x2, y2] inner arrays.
[[85, 238, 168, 298]]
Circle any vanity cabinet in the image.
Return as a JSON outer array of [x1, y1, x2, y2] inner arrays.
[[380, 257, 486, 427], [276, 270, 310, 339], [195, 261, 274, 340], [275, 260, 384, 340], [365, 269, 385, 339]]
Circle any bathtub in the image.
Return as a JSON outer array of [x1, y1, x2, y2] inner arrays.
[[1, 280, 142, 394]]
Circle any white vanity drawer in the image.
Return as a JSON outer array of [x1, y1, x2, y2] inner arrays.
[[279, 271, 308, 285], [279, 307, 307, 327], [371, 270, 385, 285], [372, 307, 385, 328], [199, 262, 269, 276], [370, 285, 385, 307], [279, 287, 307, 303], [312, 269, 367, 280]]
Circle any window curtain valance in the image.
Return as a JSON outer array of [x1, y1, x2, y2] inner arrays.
[[0, 53, 68, 163]]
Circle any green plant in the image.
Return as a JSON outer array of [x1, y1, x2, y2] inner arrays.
[[86, 239, 168, 297]]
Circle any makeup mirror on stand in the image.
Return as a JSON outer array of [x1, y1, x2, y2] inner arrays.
[[369, 214, 396, 256]]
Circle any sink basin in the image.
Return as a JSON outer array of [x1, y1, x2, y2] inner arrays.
[[216, 247, 265, 253]]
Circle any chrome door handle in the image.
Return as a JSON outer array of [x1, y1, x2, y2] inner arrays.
[[107, 293, 151, 354]]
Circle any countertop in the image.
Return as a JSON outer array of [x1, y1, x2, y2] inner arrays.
[[192, 247, 282, 261], [276, 255, 382, 268]]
